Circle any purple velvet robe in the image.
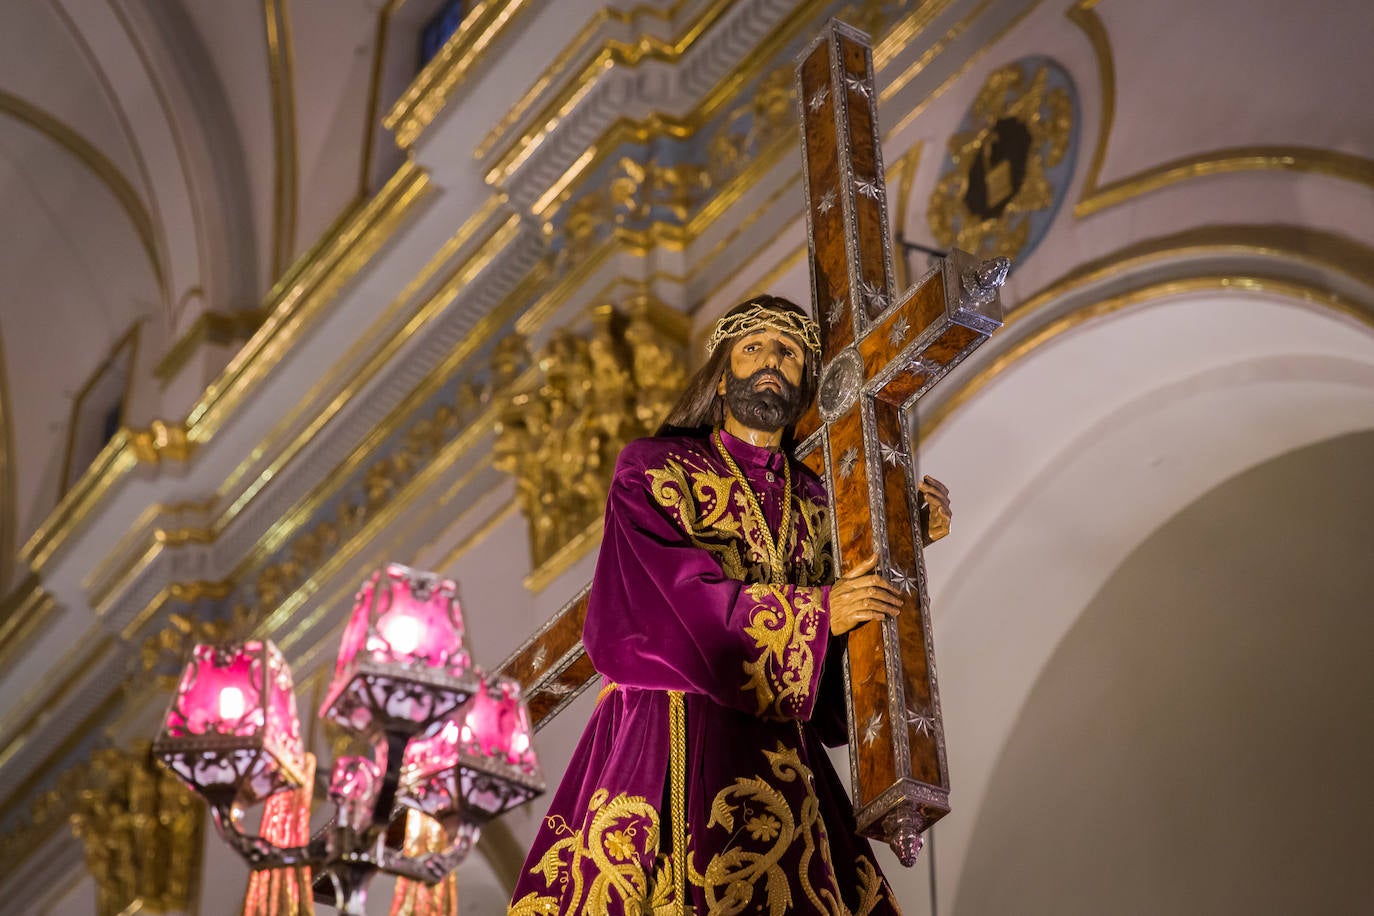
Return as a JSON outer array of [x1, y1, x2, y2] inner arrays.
[[508, 430, 901, 915]]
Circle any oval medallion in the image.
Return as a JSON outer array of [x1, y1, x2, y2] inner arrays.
[[818, 348, 864, 422]]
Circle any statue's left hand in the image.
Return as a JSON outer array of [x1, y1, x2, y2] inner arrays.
[[918, 476, 951, 546]]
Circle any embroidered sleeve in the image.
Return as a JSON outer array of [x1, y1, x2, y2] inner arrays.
[[582, 450, 831, 721]]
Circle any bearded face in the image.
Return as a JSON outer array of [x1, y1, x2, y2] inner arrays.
[[717, 328, 809, 433], [724, 366, 805, 431]]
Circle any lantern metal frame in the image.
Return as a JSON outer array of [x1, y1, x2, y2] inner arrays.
[[151, 563, 545, 916]]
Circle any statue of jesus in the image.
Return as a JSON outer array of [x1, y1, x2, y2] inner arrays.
[[508, 295, 951, 915]]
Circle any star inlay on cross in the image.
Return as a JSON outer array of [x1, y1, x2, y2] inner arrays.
[[808, 86, 830, 112], [838, 447, 859, 478], [855, 176, 882, 200], [826, 296, 847, 328], [818, 188, 837, 214], [906, 709, 936, 736], [863, 711, 884, 748], [860, 279, 888, 313], [887, 315, 910, 348], [879, 439, 906, 467], [845, 73, 872, 100], [887, 566, 918, 594], [908, 354, 941, 374]]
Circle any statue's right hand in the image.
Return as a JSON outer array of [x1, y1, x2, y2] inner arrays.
[[828, 555, 903, 636]]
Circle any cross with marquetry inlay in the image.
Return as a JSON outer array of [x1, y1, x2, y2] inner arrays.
[[491, 19, 1011, 869], [785, 19, 1009, 865]]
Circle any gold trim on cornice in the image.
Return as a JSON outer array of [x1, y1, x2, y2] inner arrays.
[[213, 193, 507, 520], [153, 308, 269, 384], [222, 214, 524, 565], [1067, 0, 1374, 217], [360, 0, 409, 197], [386, 0, 538, 149], [923, 275, 1374, 440], [0, 634, 114, 778], [1078, 146, 1374, 218], [186, 162, 431, 441], [1011, 224, 1374, 321], [483, 0, 736, 184], [0, 575, 54, 674], [0, 89, 164, 292], [265, 0, 300, 278], [472, 0, 691, 162]]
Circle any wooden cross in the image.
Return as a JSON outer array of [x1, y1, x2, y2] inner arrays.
[[493, 20, 1009, 866], [788, 20, 1006, 864]]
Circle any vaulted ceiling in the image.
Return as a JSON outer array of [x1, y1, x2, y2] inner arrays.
[[0, 0, 443, 591]]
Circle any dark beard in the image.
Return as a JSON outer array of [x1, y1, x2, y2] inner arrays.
[[725, 367, 804, 432]]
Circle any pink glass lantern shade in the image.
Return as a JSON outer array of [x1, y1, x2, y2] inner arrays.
[[329, 754, 385, 833], [153, 640, 306, 807], [399, 678, 543, 825], [322, 564, 479, 738]]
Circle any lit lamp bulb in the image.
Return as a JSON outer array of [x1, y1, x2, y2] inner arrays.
[[218, 685, 246, 722], [380, 612, 425, 657]]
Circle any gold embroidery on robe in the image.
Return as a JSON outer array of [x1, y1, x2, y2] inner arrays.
[[643, 452, 829, 588], [701, 742, 889, 916], [742, 585, 823, 718], [509, 788, 661, 916]]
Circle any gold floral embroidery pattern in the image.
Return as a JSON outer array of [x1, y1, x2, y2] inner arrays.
[[509, 788, 660, 916], [742, 585, 823, 718], [643, 451, 828, 587], [701, 743, 888, 916]]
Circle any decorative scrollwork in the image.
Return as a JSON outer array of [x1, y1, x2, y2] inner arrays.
[[64, 741, 204, 916]]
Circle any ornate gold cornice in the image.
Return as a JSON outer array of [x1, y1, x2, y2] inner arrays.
[[1067, 0, 1374, 217], [0, 89, 165, 293], [484, 0, 742, 187], [152, 308, 269, 384], [386, 0, 539, 149], [471, 0, 696, 162], [264, 0, 299, 278]]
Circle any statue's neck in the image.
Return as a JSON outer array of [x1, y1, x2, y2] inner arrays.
[[720, 409, 784, 450]]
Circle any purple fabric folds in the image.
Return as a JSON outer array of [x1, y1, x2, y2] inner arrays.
[[508, 431, 900, 915]]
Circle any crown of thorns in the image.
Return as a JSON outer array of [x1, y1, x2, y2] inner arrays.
[[705, 302, 821, 356]]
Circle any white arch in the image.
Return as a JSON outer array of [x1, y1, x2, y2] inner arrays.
[[876, 279, 1374, 911]]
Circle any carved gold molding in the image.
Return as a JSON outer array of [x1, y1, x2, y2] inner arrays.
[[484, 0, 741, 187], [472, 0, 697, 162], [1067, 0, 1374, 218], [68, 742, 204, 916], [153, 308, 269, 384], [0, 89, 165, 293], [493, 301, 689, 588], [386, 0, 539, 149], [264, 0, 299, 278]]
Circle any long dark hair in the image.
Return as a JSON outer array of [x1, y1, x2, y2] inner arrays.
[[657, 296, 820, 443]]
